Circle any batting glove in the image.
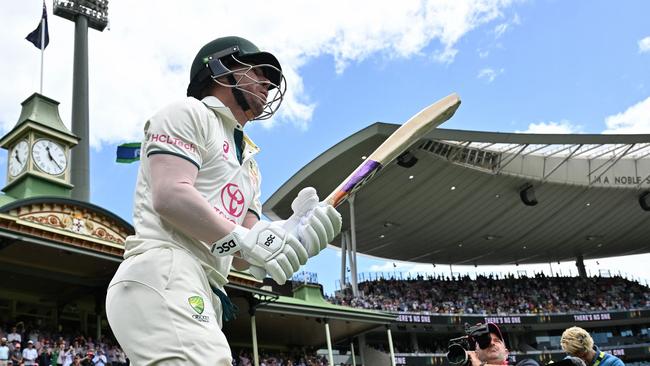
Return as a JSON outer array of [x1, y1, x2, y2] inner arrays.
[[211, 221, 308, 285], [296, 203, 342, 257], [248, 187, 342, 281]]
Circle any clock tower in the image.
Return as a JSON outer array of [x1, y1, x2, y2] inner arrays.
[[0, 93, 79, 199]]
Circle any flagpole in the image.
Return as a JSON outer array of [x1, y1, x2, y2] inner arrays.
[[39, 15, 45, 93]]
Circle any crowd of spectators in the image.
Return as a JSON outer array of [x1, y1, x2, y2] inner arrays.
[[0, 322, 126, 366], [233, 349, 332, 366], [328, 273, 650, 314]]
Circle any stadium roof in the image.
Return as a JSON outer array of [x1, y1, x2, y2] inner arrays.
[[263, 123, 650, 266]]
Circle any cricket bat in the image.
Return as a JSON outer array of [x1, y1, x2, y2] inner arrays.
[[249, 93, 461, 281], [287, 93, 461, 221], [325, 92, 461, 208]]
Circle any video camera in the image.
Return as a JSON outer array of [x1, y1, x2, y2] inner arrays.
[[446, 323, 493, 365]]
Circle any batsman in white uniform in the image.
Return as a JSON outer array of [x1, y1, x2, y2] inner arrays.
[[106, 36, 341, 365]]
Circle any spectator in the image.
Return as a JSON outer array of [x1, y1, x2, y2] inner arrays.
[[91, 350, 107, 366], [7, 327, 21, 344], [10, 342, 23, 365], [115, 347, 127, 366], [561, 326, 624, 366], [62, 345, 74, 366], [51, 342, 60, 366], [72, 341, 83, 357], [0, 337, 9, 366], [81, 351, 94, 366], [71, 355, 83, 366], [22, 340, 38, 365], [55, 342, 66, 366], [36, 346, 52, 366], [238, 350, 252, 366], [106, 346, 117, 366]]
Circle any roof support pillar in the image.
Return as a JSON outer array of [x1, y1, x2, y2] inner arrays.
[[387, 326, 396, 366], [576, 255, 587, 278], [351, 339, 357, 366], [251, 309, 259, 366], [96, 314, 102, 344], [340, 229, 348, 291], [358, 333, 367, 365], [411, 331, 419, 353], [348, 195, 359, 297], [324, 319, 334, 366]]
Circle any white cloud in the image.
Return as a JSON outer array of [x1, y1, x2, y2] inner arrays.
[[519, 120, 581, 134], [493, 13, 520, 38], [603, 96, 650, 134], [639, 36, 650, 53], [477, 67, 504, 83], [494, 23, 509, 38], [0, 0, 516, 147]]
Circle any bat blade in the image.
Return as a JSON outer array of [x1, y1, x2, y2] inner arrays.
[[325, 93, 461, 207]]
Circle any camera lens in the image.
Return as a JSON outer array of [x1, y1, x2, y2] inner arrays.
[[447, 343, 468, 365]]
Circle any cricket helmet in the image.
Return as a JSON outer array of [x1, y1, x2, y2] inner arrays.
[[187, 36, 286, 120]]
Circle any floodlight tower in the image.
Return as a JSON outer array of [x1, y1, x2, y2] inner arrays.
[[54, 0, 109, 202]]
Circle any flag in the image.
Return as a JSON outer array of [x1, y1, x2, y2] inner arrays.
[[116, 143, 141, 163], [26, 1, 50, 50]]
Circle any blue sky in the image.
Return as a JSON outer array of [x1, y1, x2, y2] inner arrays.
[[2, 1, 650, 294]]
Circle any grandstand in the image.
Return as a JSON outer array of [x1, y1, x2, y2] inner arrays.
[[263, 122, 650, 365]]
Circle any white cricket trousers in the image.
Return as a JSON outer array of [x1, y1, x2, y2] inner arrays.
[[106, 247, 231, 365]]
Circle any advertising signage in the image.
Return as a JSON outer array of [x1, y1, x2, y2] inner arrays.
[[395, 309, 650, 325]]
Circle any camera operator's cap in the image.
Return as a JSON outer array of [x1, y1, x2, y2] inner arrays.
[[486, 322, 505, 342]]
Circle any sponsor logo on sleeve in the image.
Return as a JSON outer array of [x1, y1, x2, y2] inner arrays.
[[148, 133, 197, 153]]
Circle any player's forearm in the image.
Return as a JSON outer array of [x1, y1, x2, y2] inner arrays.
[[153, 181, 236, 245], [149, 154, 236, 246]]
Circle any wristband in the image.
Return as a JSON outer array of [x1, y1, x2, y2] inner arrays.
[[210, 226, 249, 257]]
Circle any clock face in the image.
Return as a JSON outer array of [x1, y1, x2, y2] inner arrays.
[[8, 140, 29, 177], [32, 139, 67, 176]]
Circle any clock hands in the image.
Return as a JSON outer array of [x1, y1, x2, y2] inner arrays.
[[13, 150, 22, 164], [45, 145, 63, 170]]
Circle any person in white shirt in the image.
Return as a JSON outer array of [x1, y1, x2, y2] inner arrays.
[[22, 340, 38, 365], [62, 346, 74, 366], [91, 350, 107, 366], [106, 36, 341, 366], [0, 337, 10, 366], [115, 347, 127, 366], [6, 328, 20, 344]]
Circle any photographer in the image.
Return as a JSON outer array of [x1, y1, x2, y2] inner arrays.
[[449, 322, 539, 366]]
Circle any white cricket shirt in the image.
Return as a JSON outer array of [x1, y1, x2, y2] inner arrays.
[[123, 96, 262, 286]]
